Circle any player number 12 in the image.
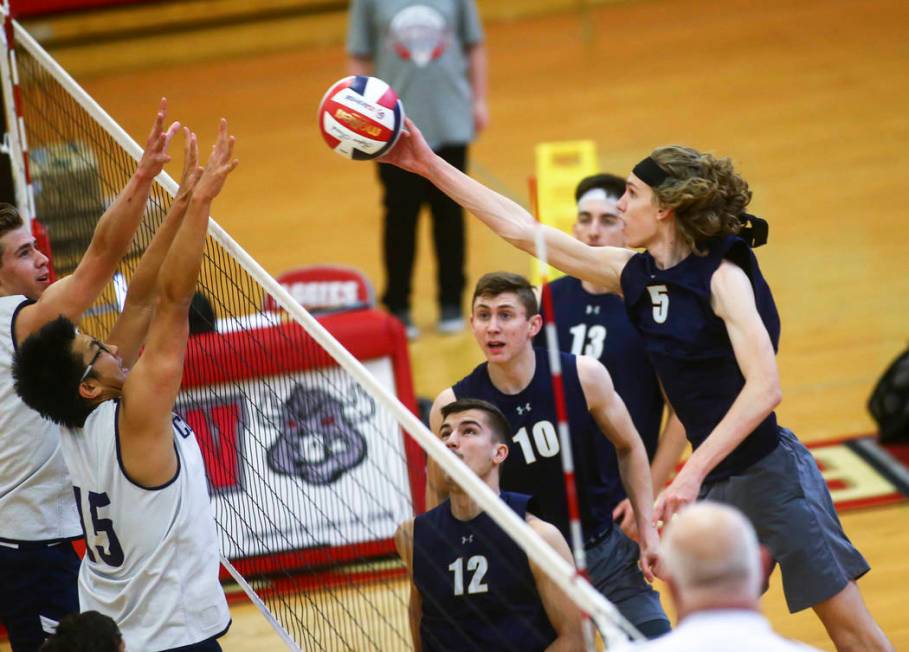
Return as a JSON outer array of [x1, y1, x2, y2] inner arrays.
[[449, 555, 489, 596]]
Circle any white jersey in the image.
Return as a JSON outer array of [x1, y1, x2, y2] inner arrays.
[[0, 294, 81, 543], [61, 400, 230, 651]]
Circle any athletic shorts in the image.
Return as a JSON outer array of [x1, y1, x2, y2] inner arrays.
[[586, 525, 669, 633], [700, 427, 870, 612], [0, 541, 80, 650]]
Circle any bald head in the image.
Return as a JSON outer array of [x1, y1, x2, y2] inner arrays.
[[662, 502, 761, 603]]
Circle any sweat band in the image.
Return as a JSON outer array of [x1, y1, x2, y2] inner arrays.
[[632, 156, 670, 188]]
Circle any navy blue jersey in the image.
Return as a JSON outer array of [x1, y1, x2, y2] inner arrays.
[[620, 235, 781, 481], [413, 492, 556, 652], [535, 275, 664, 459], [452, 348, 620, 541]]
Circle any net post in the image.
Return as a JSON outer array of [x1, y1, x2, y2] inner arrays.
[[0, 0, 29, 221]]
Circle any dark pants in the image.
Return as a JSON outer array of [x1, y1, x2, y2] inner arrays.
[[377, 144, 467, 313], [164, 634, 225, 651], [0, 542, 80, 652]]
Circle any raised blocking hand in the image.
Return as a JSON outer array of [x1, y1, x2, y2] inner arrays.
[[175, 127, 202, 202], [194, 118, 239, 202], [136, 97, 181, 182]]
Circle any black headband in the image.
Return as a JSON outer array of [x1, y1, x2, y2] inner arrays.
[[738, 213, 769, 248], [632, 156, 670, 188]]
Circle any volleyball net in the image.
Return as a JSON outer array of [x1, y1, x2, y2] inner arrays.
[[0, 13, 637, 651]]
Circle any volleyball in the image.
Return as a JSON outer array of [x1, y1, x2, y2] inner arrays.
[[317, 75, 405, 161]]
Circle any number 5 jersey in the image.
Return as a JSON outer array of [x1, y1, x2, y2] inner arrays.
[[60, 399, 230, 651]]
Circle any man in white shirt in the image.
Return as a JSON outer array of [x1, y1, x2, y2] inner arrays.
[[631, 502, 821, 651]]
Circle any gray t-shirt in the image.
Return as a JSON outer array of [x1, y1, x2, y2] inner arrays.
[[346, 0, 484, 150]]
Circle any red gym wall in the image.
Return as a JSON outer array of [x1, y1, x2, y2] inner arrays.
[[13, 0, 159, 17]]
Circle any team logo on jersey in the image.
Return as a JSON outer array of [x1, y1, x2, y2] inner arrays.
[[266, 384, 371, 485], [179, 394, 246, 495], [461, 534, 474, 545], [516, 402, 532, 415], [585, 305, 600, 315]]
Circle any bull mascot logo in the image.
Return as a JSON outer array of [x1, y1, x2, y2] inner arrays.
[[267, 383, 371, 485]]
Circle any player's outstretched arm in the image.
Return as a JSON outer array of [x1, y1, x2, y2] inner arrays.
[[525, 515, 584, 651], [653, 260, 781, 525], [107, 128, 202, 368], [425, 387, 457, 510], [381, 118, 632, 293], [577, 356, 659, 580], [394, 519, 422, 652], [17, 99, 180, 341], [118, 120, 238, 488]]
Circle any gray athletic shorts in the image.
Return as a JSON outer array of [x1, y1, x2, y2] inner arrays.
[[586, 525, 669, 629], [700, 427, 870, 613]]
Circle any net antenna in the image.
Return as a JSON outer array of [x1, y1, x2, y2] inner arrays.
[[0, 0, 34, 222], [3, 9, 641, 649], [529, 176, 643, 647]]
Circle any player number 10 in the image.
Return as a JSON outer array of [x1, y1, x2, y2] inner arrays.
[[512, 420, 560, 464]]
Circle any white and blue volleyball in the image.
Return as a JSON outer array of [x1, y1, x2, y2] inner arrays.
[[317, 76, 405, 160]]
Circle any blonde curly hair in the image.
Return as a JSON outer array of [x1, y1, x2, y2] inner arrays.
[[648, 146, 752, 255]]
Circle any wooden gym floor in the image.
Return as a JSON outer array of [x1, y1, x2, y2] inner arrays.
[[6, 0, 909, 649]]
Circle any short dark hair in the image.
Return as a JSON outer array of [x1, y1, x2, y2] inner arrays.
[[441, 398, 511, 444], [13, 315, 96, 429], [40, 610, 123, 652], [0, 202, 24, 259], [574, 173, 626, 203], [471, 271, 538, 317]]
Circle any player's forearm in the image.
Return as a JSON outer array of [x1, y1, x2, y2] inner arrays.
[[616, 442, 655, 530], [125, 194, 192, 308], [108, 195, 192, 365], [158, 196, 211, 305], [650, 413, 687, 493], [88, 172, 155, 269], [422, 154, 537, 250], [684, 378, 781, 482]]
